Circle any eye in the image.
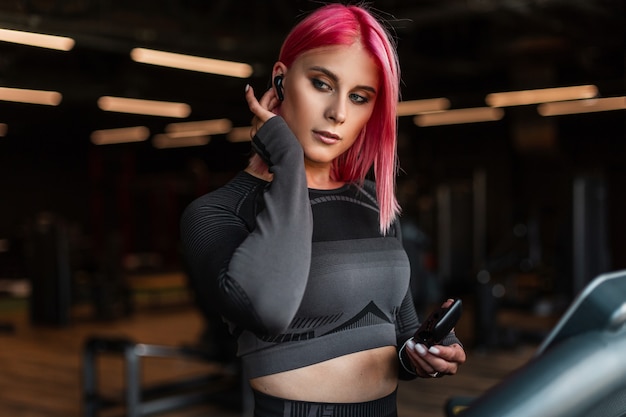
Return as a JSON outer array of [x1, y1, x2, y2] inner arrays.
[[349, 93, 369, 104], [311, 78, 331, 91]]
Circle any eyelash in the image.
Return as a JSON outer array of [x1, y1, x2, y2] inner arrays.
[[311, 78, 369, 104]]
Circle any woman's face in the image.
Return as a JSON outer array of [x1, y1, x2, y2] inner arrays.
[[277, 41, 379, 167]]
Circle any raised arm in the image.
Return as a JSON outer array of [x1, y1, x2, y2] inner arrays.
[[181, 89, 313, 335]]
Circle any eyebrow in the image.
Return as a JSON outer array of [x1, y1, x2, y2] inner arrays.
[[309, 66, 377, 94]]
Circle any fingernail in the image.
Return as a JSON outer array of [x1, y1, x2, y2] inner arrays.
[[245, 84, 250, 92], [415, 343, 428, 356], [406, 339, 416, 351], [429, 346, 440, 355]]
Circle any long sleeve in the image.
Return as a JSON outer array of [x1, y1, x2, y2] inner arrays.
[[180, 116, 313, 335]]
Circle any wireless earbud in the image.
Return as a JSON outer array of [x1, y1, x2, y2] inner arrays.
[[274, 75, 285, 101]]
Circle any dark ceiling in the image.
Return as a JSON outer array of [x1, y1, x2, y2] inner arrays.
[[0, 0, 624, 150]]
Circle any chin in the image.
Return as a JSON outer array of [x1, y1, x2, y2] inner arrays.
[[304, 155, 338, 166]]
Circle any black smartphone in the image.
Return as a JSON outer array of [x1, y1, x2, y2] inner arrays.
[[414, 299, 462, 347]]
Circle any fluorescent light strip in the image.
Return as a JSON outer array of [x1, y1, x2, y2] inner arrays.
[[538, 96, 626, 116], [414, 107, 504, 127], [0, 28, 75, 51], [227, 126, 252, 142], [153, 133, 210, 149], [98, 96, 191, 118], [486, 85, 598, 107], [0, 86, 62, 105], [131, 48, 253, 78], [0, 123, 7, 137], [91, 126, 150, 145], [397, 98, 450, 116], [166, 118, 232, 136]]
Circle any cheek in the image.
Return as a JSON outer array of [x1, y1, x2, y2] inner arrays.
[[350, 111, 372, 135], [282, 92, 312, 124]]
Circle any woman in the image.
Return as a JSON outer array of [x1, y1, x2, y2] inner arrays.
[[180, 3, 466, 416]]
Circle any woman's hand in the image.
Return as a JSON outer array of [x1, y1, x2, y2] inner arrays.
[[405, 298, 467, 378], [405, 339, 466, 378], [245, 84, 281, 139]]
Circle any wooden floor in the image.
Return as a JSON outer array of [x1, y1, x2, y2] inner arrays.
[[0, 297, 539, 417]]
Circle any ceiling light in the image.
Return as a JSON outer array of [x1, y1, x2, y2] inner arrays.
[[0, 123, 7, 137], [97, 96, 191, 118], [152, 133, 210, 149], [397, 98, 450, 116], [414, 107, 504, 127], [91, 126, 150, 145], [0, 28, 75, 51], [0, 86, 62, 105], [165, 118, 232, 136], [131, 48, 253, 78], [486, 85, 598, 107], [227, 126, 252, 142], [538, 96, 626, 116]]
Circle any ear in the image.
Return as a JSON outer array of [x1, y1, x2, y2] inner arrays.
[[272, 62, 288, 80], [272, 62, 288, 99]]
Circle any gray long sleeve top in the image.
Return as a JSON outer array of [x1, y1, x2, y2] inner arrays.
[[180, 116, 459, 379]]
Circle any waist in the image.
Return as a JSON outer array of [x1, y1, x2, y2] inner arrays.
[[252, 387, 398, 417], [249, 346, 398, 403]]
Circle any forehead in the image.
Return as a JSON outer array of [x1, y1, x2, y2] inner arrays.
[[293, 42, 380, 88]]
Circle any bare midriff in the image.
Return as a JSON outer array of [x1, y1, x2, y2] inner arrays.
[[249, 345, 399, 403]]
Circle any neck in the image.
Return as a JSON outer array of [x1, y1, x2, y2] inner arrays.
[[245, 154, 344, 190], [304, 162, 344, 190]]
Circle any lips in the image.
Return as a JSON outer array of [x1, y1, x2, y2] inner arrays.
[[313, 130, 341, 144]]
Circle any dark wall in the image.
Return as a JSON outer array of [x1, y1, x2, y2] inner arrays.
[[1, 105, 624, 306]]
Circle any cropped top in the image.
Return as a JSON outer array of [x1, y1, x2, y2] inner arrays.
[[180, 116, 457, 379]]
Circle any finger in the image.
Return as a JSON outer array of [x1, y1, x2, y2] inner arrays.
[[441, 298, 454, 308], [425, 346, 464, 375], [258, 87, 277, 108], [405, 342, 440, 376], [414, 355, 438, 376], [246, 85, 271, 117], [429, 344, 467, 364], [406, 342, 460, 377], [259, 91, 282, 118], [266, 96, 280, 114], [246, 85, 277, 123], [245, 84, 262, 114], [416, 354, 457, 377]]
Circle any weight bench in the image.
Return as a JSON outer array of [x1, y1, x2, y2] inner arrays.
[[81, 335, 241, 417]]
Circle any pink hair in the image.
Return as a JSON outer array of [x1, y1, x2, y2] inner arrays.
[[255, 3, 401, 234]]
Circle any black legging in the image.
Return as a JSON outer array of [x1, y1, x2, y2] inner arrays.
[[252, 389, 398, 417]]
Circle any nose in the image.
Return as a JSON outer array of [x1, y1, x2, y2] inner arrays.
[[325, 97, 346, 124]]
